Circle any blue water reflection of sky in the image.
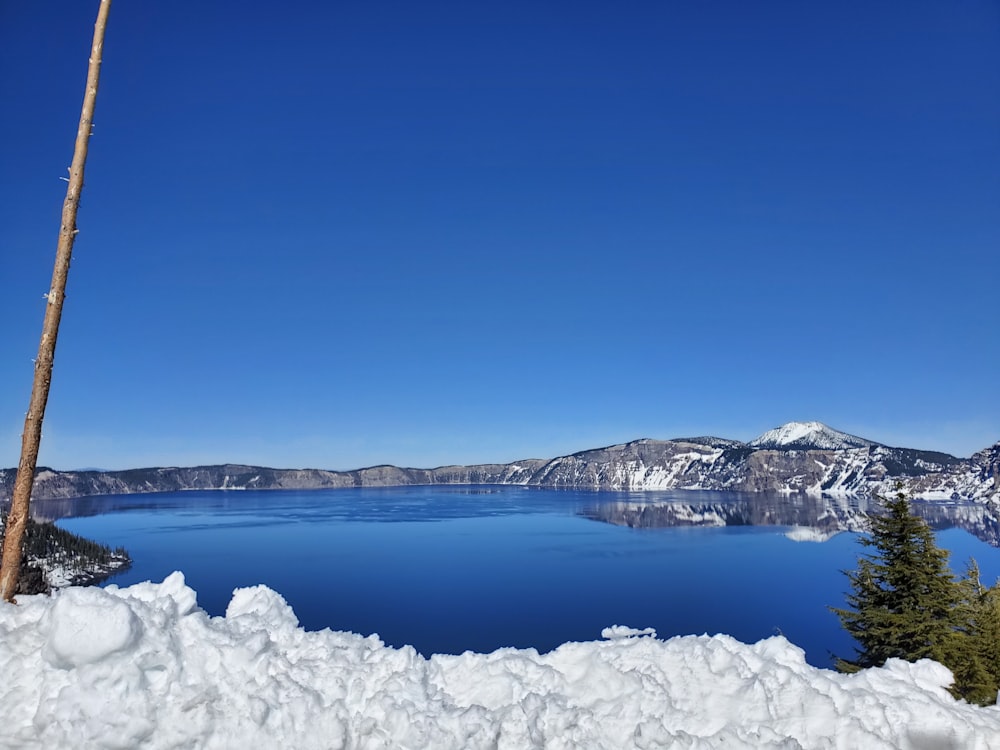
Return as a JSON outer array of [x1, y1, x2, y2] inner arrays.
[[50, 487, 1000, 669]]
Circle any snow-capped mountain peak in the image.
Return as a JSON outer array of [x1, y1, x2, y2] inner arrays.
[[748, 421, 878, 451]]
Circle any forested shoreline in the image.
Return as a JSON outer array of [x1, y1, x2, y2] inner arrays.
[[0, 513, 130, 594]]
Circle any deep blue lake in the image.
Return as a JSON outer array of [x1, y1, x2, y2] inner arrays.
[[43, 486, 1000, 668]]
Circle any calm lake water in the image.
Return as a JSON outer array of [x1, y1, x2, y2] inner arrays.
[[44, 486, 1000, 668]]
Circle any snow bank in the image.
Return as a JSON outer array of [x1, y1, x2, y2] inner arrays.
[[2, 574, 999, 749]]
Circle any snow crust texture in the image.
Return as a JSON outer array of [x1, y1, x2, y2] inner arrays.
[[2, 573, 1000, 749]]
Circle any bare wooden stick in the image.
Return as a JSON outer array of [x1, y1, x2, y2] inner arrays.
[[0, 0, 112, 601]]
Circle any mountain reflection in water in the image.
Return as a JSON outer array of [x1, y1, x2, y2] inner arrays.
[[579, 492, 1000, 548], [33, 487, 1000, 548]]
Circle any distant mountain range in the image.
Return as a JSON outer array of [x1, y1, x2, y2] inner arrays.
[[1, 422, 998, 505]]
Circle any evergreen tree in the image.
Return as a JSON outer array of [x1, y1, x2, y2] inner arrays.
[[975, 585, 1000, 693], [955, 560, 1000, 705], [832, 491, 1000, 704], [948, 560, 995, 704], [832, 491, 962, 672]]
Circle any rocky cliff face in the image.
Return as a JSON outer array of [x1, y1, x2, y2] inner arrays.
[[0, 460, 552, 503], [1, 422, 997, 505]]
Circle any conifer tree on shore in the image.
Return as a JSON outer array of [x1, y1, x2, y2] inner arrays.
[[954, 560, 1000, 704], [833, 491, 1000, 704]]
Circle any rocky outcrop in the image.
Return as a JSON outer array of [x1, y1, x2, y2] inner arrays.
[[972, 443, 1000, 490], [2, 423, 997, 505]]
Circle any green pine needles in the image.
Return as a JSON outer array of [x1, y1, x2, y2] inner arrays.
[[832, 491, 1000, 705]]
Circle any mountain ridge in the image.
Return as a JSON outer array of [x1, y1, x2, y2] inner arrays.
[[1, 422, 997, 506]]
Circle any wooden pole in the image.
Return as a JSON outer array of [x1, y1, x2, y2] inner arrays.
[[0, 0, 112, 601]]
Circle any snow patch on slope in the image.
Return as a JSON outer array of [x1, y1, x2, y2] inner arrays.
[[615, 450, 725, 490]]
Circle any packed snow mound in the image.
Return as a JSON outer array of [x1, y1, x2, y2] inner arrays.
[[2, 574, 999, 749], [750, 421, 878, 451]]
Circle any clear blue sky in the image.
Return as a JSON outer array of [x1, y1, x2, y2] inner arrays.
[[1, 1, 997, 471]]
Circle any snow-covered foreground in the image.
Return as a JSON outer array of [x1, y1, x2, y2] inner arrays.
[[1, 574, 999, 749]]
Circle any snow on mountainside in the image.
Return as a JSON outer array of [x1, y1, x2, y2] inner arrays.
[[749, 421, 879, 450], [2, 424, 997, 506]]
